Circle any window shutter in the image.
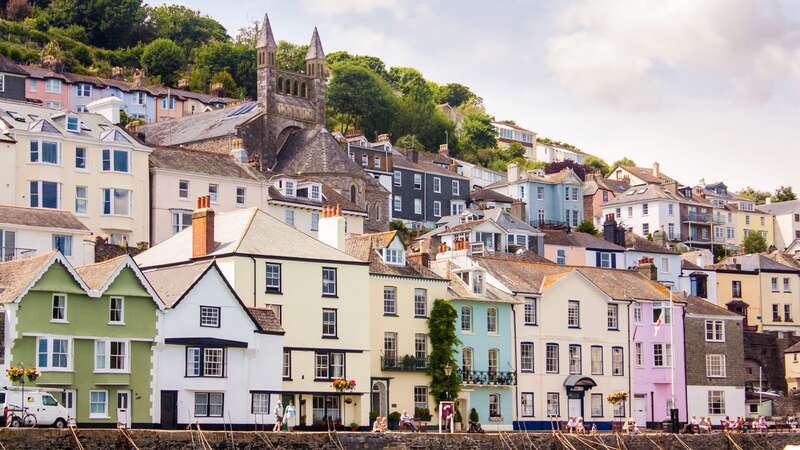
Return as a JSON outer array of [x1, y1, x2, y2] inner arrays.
[[595, 252, 601, 267], [611, 253, 617, 269]]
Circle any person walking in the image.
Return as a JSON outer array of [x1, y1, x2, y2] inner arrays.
[[273, 399, 284, 432], [284, 401, 296, 431]]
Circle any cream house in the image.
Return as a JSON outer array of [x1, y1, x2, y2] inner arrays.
[[136, 199, 372, 428], [344, 230, 448, 421], [0, 99, 151, 245], [149, 146, 365, 245]]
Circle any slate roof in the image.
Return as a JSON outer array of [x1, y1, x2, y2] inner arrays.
[[142, 260, 213, 307], [681, 259, 704, 271], [0, 251, 60, 304], [482, 209, 542, 234], [583, 177, 630, 196], [715, 253, 800, 273], [483, 168, 581, 189], [758, 200, 800, 216], [135, 207, 364, 268], [267, 184, 364, 213], [306, 27, 325, 60], [543, 230, 624, 251], [605, 183, 706, 207], [684, 295, 741, 317], [0, 57, 27, 76], [274, 126, 368, 178], [624, 231, 676, 254], [0, 204, 89, 232], [470, 189, 515, 203], [785, 341, 800, 354], [344, 231, 444, 280], [617, 165, 677, 185], [257, 13, 277, 48], [247, 307, 284, 333], [138, 102, 262, 147], [391, 148, 468, 179], [149, 146, 264, 180]]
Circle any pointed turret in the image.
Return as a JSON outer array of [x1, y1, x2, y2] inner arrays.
[[257, 13, 277, 49], [305, 27, 325, 79]]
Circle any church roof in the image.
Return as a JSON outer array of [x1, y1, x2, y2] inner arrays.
[[138, 102, 263, 147], [257, 13, 277, 49], [274, 126, 366, 177], [306, 27, 325, 60]]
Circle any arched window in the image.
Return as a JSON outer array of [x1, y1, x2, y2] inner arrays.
[[277, 78, 283, 93], [301, 82, 307, 98], [293, 80, 299, 96], [350, 185, 357, 203], [462, 347, 473, 373]]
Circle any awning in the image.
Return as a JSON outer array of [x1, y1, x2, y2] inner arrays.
[[563, 375, 598, 391]]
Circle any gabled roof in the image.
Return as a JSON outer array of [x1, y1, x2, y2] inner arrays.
[[344, 231, 444, 280], [616, 165, 677, 185], [483, 168, 581, 189], [439, 262, 518, 304], [716, 253, 800, 273], [470, 189, 515, 203], [0, 251, 89, 304], [758, 200, 800, 216], [483, 209, 542, 235], [624, 231, 676, 255], [391, 148, 468, 179], [0, 204, 89, 232], [274, 126, 368, 178], [583, 176, 629, 196], [683, 295, 741, 318], [135, 207, 365, 268], [75, 255, 164, 308], [149, 146, 264, 181], [138, 102, 263, 147], [543, 230, 624, 251]]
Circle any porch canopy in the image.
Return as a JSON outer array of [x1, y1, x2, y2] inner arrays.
[[563, 375, 597, 393]]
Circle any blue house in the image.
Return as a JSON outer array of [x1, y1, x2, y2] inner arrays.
[[444, 262, 518, 431], [486, 165, 584, 229]]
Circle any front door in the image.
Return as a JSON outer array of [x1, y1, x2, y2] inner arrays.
[[634, 395, 647, 427], [160, 391, 178, 429], [568, 397, 582, 419], [371, 381, 388, 417], [60, 390, 76, 421], [117, 391, 131, 428]]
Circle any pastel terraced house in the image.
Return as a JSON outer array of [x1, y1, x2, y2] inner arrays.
[[0, 99, 152, 245], [344, 231, 448, 422], [136, 199, 373, 428], [759, 199, 800, 251], [0, 252, 162, 426]]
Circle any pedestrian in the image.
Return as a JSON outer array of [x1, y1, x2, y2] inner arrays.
[[273, 399, 284, 432], [284, 400, 296, 431]]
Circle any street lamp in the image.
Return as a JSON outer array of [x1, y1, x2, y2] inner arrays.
[[443, 362, 453, 401]]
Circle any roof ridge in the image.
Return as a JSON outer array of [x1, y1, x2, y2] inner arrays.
[[231, 208, 260, 254], [75, 254, 128, 269]]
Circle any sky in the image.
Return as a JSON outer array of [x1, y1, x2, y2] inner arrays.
[[151, 0, 800, 193]]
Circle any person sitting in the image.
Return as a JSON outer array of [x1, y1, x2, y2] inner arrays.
[[468, 418, 484, 433], [721, 416, 731, 431], [400, 410, 417, 432], [756, 415, 768, 432], [372, 416, 388, 433], [699, 417, 711, 433], [622, 418, 640, 436], [566, 417, 576, 433], [575, 418, 586, 434]]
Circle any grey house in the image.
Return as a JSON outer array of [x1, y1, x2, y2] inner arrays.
[[390, 147, 469, 228], [0, 57, 28, 102], [684, 295, 747, 421]]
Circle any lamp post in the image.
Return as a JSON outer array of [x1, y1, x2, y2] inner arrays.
[[443, 362, 452, 401]]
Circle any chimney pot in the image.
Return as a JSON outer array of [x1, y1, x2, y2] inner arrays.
[[652, 162, 660, 178], [439, 144, 449, 157]]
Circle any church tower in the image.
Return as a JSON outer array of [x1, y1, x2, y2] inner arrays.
[[306, 27, 326, 125], [256, 13, 277, 105]]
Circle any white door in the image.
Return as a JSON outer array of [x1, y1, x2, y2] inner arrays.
[[117, 391, 131, 428], [568, 398, 582, 419], [61, 390, 76, 420], [634, 395, 647, 427]]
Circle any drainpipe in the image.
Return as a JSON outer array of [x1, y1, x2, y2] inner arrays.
[[511, 299, 519, 429], [251, 256, 257, 306]]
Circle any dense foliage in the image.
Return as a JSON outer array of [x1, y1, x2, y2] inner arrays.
[[742, 231, 768, 254], [427, 299, 461, 405]]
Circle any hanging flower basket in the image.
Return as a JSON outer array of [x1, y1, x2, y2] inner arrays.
[[332, 378, 356, 392], [344, 398, 353, 405], [606, 391, 628, 405], [6, 367, 24, 383], [25, 368, 39, 382]]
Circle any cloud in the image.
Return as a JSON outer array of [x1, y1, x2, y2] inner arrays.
[[300, 0, 403, 17], [545, 0, 800, 106]]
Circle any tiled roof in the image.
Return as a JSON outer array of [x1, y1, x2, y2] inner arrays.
[[0, 57, 27, 76], [0, 251, 59, 304], [135, 207, 364, 268], [624, 231, 676, 254], [758, 200, 800, 216], [247, 307, 284, 334], [583, 177, 630, 196], [716, 253, 799, 272], [684, 295, 740, 317], [344, 231, 444, 280], [149, 146, 264, 180], [681, 259, 704, 271], [470, 189, 515, 203], [618, 165, 677, 185], [786, 341, 800, 353], [543, 230, 624, 251], [74, 255, 129, 290], [143, 260, 213, 307], [267, 184, 364, 214], [0, 204, 89, 232]]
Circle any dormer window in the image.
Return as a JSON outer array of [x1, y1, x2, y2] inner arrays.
[[311, 184, 321, 201], [284, 180, 296, 197], [383, 248, 405, 266], [471, 271, 485, 295], [66, 116, 80, 132]]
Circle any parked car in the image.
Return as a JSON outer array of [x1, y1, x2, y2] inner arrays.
[[2, 390, 70, 428]]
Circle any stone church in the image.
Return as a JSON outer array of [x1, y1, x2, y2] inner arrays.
[[138, 14, 390, 232]]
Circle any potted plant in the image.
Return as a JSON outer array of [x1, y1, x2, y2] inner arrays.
[[388, 411, 401, 430], [469, 408, 479, 424], [349, 422, 359, 431], [454, 408, 463, 432], [414, 407, 432, 422], [369, 410, 379, 428], [402, 355, 416, 370]]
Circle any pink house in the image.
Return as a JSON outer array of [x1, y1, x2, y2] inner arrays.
[[24, 66, 70, 110], [630, 298, 688, 428]]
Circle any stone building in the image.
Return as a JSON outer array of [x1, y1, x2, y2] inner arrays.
[[137, 13, 390, 232]]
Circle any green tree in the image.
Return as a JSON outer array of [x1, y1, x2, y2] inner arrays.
[[234, 21, 258, 47], [210, 69, 240, 98], [738, 187, 771, 205], [583, 155, 611, 176], [388, 67, 433, 104], [389, 220, 413, 246], [193, 40, 255, 98], [141, 38, 184, 86], [144, 5, 228, 56], [326, 62, 397, 137], [773, 186, 797, 203], [326, 51, 388, 80], [743, 232, 767, 254], [435, 82, 476, 107], [576, 220, 599, 235], [609, 157, 636, 172], [276, 40, 308, 73], [457, 109, 497, 154], [46, 0, 146, 48], [395, 135, 426, 151], [427, 299, 460, 404]]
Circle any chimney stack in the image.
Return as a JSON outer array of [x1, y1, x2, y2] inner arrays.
[[510, 199, 527, 222], [177, 78, 189, 90], [192, 195, 215, 258], [111, 67, 124, 80], [508, 162, 520, 183], [652, 162, 660, 178], [407, 148, 418, 163], [439, 143, 449, 158], [230, 138, 248, 163], [636, 256, 658, 281], [210, 82, 224, 97], [407, 251, 430, 268], [376, 133, 391, 143], [449, 159, 458, 173], [319, 204, 346, 251], [602, 213, 617, 244], [86, 96, 123, 124], [766, 196, 772, 205]]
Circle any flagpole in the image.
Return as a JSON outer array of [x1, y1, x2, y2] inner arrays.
[[669, 290, 676, 424]]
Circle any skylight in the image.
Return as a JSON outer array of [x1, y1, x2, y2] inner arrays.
[[225, 102, 256, 118], [6, 111, 24, 122]]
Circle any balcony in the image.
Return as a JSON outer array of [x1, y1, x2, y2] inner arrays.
[[459, 369, 516, 386], [381, 355, 430, 372], [682, 212, 711, 223], [530, 219, 569, 230], [0, 247, 37, 262]]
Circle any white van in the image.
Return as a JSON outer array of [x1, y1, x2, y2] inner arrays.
[[2, 390, 70, 428]]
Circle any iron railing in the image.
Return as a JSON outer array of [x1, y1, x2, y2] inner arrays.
[[381, 355, 430, 372], [459, 369, 516, 386], [0, 247, 36, 262], [683, 212, 711, 223]]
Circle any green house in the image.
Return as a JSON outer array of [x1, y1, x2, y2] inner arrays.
[[0, 251, 163, 426]]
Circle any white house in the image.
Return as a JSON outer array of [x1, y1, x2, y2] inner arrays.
[[602, 184, 682, 242], [678, 250, 718, 304], [0, 204, 93, 265], [623, 232, 682, 291], [759, 199, 800, 251], [145, 260, 284, 428]]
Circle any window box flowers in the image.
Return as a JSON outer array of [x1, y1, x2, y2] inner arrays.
[[331, 378, 356, 392]]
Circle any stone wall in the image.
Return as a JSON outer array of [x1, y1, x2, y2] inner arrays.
[[2, 429, 799, 450], [744, 331, 800, 393]]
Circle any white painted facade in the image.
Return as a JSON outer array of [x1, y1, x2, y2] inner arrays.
[[773, 211, 800, 251], [534, 142, 587, 164], [626, 251, 681, 291], [152, 265, 283, 426], [686, 385, 745, 422], [603, 199, 681, 241], [0, 222, 92, 266], [453, 158, 505, 189]]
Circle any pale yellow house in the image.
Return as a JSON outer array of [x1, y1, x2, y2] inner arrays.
[[784, 342, 800, 393], [136, 203, 373, 427], [728, 204, 774, 249], [345, 231, 449, 421], [713, 253, 800, 333], [0, 99, 151, 245]]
